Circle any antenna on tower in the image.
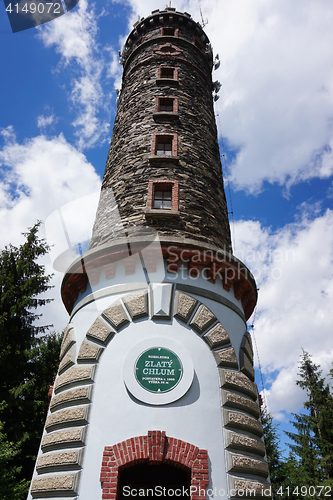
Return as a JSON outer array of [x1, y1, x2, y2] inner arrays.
[[199, 6, 208, 28]]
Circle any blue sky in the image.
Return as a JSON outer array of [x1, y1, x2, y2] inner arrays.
[[1, 0, 333, 454]]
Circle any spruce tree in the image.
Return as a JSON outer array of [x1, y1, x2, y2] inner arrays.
[[261, 407, 287, 494], [0, 223, 62, 499], [286, 351, 333, 497]]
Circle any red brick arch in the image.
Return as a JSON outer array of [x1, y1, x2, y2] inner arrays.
[[100, 430, 209, 499]]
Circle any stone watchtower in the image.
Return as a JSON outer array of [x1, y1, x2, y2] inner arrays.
[[28, 8, 271, 500]]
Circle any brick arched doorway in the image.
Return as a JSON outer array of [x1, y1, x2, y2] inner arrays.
[[100, 431, 209, 500]]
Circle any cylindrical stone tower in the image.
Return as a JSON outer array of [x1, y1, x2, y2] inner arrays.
[[28, 8, 271, 500]]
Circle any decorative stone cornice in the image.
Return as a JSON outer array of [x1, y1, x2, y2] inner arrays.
[[61, 239, 257, 320]]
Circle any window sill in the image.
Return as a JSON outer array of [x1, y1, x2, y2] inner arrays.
[[145, 209, 180, 218], [149, 155, 179, 164], [156, 78, 179, 86], [153, 112, 179, 121]]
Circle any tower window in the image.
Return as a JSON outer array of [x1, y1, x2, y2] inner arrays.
[[150, 134, 178, 160], [155, 97, 178, 113], [159, 67, 177, 79], [147, 180, 179, 212], [154, 189, 172, 209], [161, 27, 178, 37], [159, 98, 174, 112], [152, 134, 177, 156], [157, 137, 172, 155]]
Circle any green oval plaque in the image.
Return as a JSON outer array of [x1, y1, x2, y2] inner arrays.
[[135, 347, 183, 393]]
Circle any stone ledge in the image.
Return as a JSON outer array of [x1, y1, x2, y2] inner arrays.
[[240, 354, 255, 382], [153, 112, 179, 120], [203, 323, 230, 348], [227, 452, 269, 477], [228, 477, 271, 499], [102, 301, 130, 331], [156, 78, 179, 85], [241, 332, 254, 363], [213, 347, 238, 368], [223, 410, 263, 437], [59, 345, 76, 375], [54, 365, 96, 394], [60, 324, 76, 360], [173, 291, 197, 322], [190, 304, 216, 334], [219, 369, 257, 400], [225, 430, 265, 456], [77, 340, 104, 363], [45, 406, 90, 432], [41, 427, 87, 452], [123, 290, 149, 320], [221, 390, 260, 418], [36, 449, 83, 472], [31, 472, 81, 497], [86, 317, 114, 346], [145, 209, 180, 218], [50, 386, 92, 412], [148, 155, 179, 164]]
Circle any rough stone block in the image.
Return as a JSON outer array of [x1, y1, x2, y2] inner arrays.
[[241, 332, 254, 363], [41, 427, 87, 452], [123, 290, 149, 319], [45, 406, 90, 432], [103, 301, 130, 330], [223, 410, 263, 437], [227, 452, 269, 477], [150, 283, 173, 319], [225, 430, 265, 456], [50, 386, 92, 412], [60, 323, 76, 360], [36, 450, 82, 471], [86, 317, 114, 345], [31, 472, 80, 496], [190, 304, 216, 334], [213, 347, 238, 368], [203, 323, 230, 348], [228, 477, 271, 498], [219, 369, 257, 400], [240, 353, 255, 381], [77, 340, 103, 363], [59, 345, 76, 374], [221, 390, 260, 418], [54, 365, 95, 394], [173, 291, 197, 322]]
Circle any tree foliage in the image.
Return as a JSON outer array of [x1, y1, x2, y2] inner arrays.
[[0, 223, 62, 499], [264, 351, 333, 499]]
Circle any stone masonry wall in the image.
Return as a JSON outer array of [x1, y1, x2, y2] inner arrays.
[[90, 11, 232, 252]]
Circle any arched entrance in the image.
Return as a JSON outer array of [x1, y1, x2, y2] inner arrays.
[[118, 462, 190, 499], [100, 431, 209, 500]]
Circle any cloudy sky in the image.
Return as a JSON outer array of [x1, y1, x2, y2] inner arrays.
[[1, 0, 333, 450]]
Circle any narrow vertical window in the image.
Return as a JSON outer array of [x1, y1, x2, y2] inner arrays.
[[147, 180, 179, 214], [155, 97, 178, 114], [154, 189, 172, 209], [151, 134, 178, 158]]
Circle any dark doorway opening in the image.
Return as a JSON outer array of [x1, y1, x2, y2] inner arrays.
[[117, 462, 190, 499]]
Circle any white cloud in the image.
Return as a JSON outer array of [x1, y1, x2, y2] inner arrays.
[[233, 208, 333, 417], [37, 0, 118, 149], [0, 127, 102, 331], [37, 113, 57, 130]]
